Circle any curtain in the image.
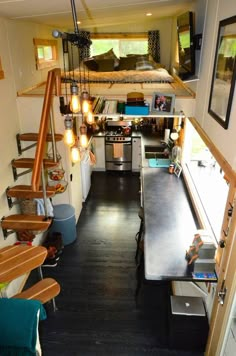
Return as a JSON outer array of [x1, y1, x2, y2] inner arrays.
[[79, 30, 91, 60], [67, 30, 91, 70], [148, 30, 160, 63]]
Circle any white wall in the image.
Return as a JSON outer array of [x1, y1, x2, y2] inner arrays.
[[195, 0, 236, 170], [6, 19, 63, 92], [0, 18, 23, 247]]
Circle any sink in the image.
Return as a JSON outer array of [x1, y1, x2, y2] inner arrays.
[[145, 152, 166, 159], [144, 144, 167, 159]]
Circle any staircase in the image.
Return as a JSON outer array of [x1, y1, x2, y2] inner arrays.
[[1, 68, 62, 239]]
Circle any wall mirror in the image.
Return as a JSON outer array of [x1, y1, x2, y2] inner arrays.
[[208, 15, 236, 129]]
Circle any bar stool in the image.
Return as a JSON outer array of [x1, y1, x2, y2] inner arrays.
[[135, 207, 144, 264]]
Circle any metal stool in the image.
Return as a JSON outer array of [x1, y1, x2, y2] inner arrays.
[[135, 207, 144, 264]]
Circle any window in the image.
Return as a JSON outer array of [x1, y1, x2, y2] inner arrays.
[[91, 33, 148, 57], [33, 38, 58, 70], [182, 119, 229, 242]]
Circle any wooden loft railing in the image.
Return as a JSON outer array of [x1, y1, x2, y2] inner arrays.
[[31, 68, 61, 192]]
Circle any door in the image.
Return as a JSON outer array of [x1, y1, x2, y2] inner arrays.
[[206, 187, 236, 355]]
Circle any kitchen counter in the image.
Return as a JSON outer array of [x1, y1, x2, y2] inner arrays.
[[142, 167, 199, 280], [139, 133, 206, 281]]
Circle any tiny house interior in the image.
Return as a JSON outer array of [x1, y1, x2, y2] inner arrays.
[[0, 0, 236, 355]]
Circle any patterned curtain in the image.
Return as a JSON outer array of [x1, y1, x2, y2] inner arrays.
[[79, 30, 91, 60], [148, 30, 160, 63]]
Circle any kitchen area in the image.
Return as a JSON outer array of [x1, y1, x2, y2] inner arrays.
[[85, 113, 216, 351]]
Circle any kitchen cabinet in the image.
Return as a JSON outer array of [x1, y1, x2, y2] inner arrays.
[[92, 136, 105, 171], [132, 137, 141, 171]]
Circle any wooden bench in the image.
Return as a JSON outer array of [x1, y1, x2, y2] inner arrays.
[[12, 278, 60, 311]]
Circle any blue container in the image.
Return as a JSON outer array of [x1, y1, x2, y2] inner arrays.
[[124, 105, 149, 115], [50, 204, 76, 245]]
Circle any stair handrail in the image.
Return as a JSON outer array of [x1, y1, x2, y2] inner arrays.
[[31, 68, 61, 192]]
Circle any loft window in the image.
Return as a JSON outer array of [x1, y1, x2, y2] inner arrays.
[[91, 33, 148, 57], [33, 38, 58, 70], [182, 119, 229, 242]]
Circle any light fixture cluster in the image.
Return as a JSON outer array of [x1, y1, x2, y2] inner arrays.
[[63, 82, 95, 163], [53, 0, 94, 164]]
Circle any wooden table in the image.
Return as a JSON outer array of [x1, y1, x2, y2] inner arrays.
[[0, 245, 47, 283]]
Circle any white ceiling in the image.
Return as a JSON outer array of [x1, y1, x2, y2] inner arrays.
[[0, 0, 196, 31]]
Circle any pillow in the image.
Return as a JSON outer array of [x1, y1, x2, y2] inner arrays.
[[127, 53, 149, 60], [118, 56, 137, 70], [83, 58, 98, 71], [96, 58, 115, 72], [136, 58, 154, 71], [93, 48, 119, 67]]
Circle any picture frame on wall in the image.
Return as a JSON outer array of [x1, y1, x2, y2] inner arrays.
[[174, 162, 182, 178], [208, 15, 236, 129], [151, 93, 175, 115]]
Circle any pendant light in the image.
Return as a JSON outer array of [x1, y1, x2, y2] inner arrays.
[[79, 123, 88, 148], [71, 145, 80, 163], [64, 116, 75, 147], [70, 82, 80, 113], [86, 111, 94, 125]]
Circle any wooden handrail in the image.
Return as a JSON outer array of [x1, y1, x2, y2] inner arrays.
[[31, 68, 61, 191]]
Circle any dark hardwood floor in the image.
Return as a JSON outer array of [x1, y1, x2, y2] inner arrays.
[[35, 171, 204, 356]]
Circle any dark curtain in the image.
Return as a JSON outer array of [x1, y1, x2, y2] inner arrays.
[[67, 30, 91, 70], [79, 30, 91, 60], [148, 30, 160, 63]]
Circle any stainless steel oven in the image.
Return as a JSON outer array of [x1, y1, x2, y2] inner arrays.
[[105, 120, 132, 171]]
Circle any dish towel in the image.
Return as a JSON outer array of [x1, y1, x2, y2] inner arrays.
[[35, 198, 54, 217], [113, 143, 123, 158], [0, 298, 47, 355]]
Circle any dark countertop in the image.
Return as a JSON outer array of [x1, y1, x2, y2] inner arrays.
[[142, 168, 198, 280]]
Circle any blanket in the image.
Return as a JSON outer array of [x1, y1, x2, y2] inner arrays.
[[0, 298, 47, 355]]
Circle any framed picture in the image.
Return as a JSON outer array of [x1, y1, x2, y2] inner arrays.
[[208, 15, 236, 129], [151, 93, 175, 115], [174, 162, 182, 178]]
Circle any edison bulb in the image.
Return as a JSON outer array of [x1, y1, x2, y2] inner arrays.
[[86, 111, 94, 125], [64, 129, 75, 147], [70, 95, 80, 113], [80, 134, 88, 148], [82, 100, 89, 114], [71, 146, 80, 163]]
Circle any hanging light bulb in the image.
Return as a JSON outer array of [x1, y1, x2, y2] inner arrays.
[[79, 123, 88, 148], [80, 134, 88, 148], [86, 111, 94, 125], [81, 90, 90, 114], [71, 145, 80, 163], [82, 99, 90, 114], [64, 116, 75, 147], [70, 83, 80, 113]]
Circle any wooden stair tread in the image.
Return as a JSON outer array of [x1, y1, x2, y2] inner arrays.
[[7, 185, 56, 198], [12, 278, 60, 304], [19, 133, 63, 142], [1, 215, 52, 232], [12, 158, 59, 169], [0, 245, 47, 283]]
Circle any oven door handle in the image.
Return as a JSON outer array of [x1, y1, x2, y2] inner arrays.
[[105, 142, 131, 145], [113, 163, 124, 166]]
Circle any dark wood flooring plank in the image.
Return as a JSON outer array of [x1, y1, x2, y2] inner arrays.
[[30, 172, 204, 356]]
